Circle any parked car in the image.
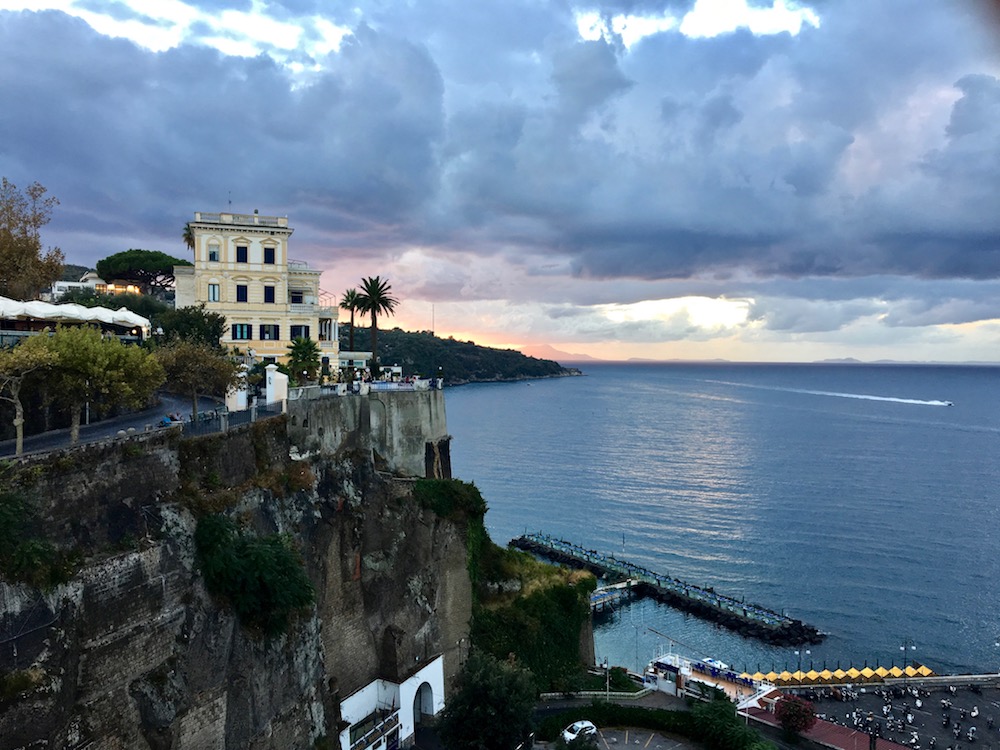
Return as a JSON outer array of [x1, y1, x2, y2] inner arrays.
[[562, 720, 598, 743]]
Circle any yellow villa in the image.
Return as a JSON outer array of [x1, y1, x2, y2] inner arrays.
[[174, 211, 338, 364]]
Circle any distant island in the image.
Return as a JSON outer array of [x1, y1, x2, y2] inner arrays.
[[342, 327, 582, 385]]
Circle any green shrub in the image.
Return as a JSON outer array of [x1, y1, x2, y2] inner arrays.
[[0, 669, 41, 702], [472, 576, 593, 690], [195, 514, 315, 637], [413, 478, 487, 519], [0, 491, 76, 588]]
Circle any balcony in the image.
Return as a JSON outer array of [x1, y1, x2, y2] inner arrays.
[[349, 710, 399, 750]]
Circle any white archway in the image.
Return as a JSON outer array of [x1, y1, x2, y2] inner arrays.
[[412, 681, 434, 726]]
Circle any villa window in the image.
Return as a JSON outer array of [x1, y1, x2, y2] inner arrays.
[[264, 285, 275, 304], [290, 291, 304, 304], [208, 283, 220, 302], [232, 324, 252, 340], [236, 245, 248, 263], [236, 284, 248, 302], [290, 325, 310, 340], [208, 247, 219, 262], [260, 324, 279, 340], [264, 247, 275, 264]]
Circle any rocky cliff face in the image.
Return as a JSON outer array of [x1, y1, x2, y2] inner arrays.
[[0, 409, 470, 749]]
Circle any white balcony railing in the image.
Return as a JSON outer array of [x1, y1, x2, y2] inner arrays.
[[194, 212, 288, 228]]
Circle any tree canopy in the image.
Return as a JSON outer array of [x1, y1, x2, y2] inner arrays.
[[59, 287, 171, 321], [437, 650, 536, 750], [156, 303, 227, 348], [356, 276, 398, 372], [287, 337, 321, 384], [0, 338, 58, 455], [775, 694, 817, 736], [95, 249, 191, 296], [155, 339, 241, 419], [339, 288, 361, 352], [0, 177, 64, 300], [40, 325, 165, 444]]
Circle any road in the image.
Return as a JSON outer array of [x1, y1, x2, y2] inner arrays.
[[0, 392, 221, 458]]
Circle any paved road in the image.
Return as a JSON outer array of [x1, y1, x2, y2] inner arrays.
[[0, 392, 221, 458]]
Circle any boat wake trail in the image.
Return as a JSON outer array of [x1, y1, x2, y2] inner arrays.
[[703, 380, 953, 407], [793, 389, 952, 407]]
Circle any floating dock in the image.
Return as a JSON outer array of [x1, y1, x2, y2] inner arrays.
[[511, 532, 824, 646]]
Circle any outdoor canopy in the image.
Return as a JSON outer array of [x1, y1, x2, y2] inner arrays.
[[0, 296, 150, 333]]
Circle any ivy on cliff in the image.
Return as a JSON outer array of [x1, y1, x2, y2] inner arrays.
[[195, 514, 315, 637], [412, 478, 596, 691], [0, 490, 76, 588]]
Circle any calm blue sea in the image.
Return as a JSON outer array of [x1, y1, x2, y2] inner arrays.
[[444, 363, 1000, 676]]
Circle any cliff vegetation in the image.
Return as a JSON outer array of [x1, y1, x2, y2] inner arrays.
[[414, 478, 596, 691], [340, 327, 580, 384]]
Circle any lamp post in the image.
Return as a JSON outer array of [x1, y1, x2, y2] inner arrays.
[[795, 649, 811, 685], [900, 639, 916, 687]]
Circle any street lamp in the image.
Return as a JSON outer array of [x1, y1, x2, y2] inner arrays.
[[795, 649, 811, 684], [900, 639, 916, 687]]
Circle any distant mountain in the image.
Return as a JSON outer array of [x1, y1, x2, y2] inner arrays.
[[518, 343, 601, 363], [340, 327, 581, 384]]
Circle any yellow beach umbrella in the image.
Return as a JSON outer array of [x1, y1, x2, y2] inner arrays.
[[846, 668, 862, 679], [778, 671, 794, 683], [904, 666, 919, 677], [917, 665, 934, 676], [833, 669, 848, 680], [805, 670, 820, 682], [819, 669, 833, 682], [875, 667, 890, 678], [765, 672, 781, 683], [889, 666, 904, 678], [860, 667, 876, 680]]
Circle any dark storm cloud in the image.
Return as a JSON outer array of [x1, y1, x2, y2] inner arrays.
[[2, 0, 1000, 338], [0, 10, 444, 259]]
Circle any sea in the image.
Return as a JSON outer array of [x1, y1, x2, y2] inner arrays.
[[444, 362, 1000, 677]]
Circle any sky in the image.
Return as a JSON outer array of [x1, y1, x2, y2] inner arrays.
[[2, 0, 1000, 362]]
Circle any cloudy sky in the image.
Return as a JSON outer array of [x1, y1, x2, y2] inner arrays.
[[2, 0, 1000, 362]]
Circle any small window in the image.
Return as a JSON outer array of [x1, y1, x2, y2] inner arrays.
[[208, 283, 220, 302], [264, 247, 275, 264], [236, 245, 248, 263], [236, 284, 248, 302], [290, 325, 311, 340], [259, 324, 280, 340], [232, 324, 252, 340], [264, 285, 275, 304], [208, 247, 219, 262], [290, 291, 304, 304]]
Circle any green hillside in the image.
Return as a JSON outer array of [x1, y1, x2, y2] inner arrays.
[[341, 327, 580, 384]]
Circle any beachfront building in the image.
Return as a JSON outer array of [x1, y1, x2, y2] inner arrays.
[[174, 211, 337, 363]]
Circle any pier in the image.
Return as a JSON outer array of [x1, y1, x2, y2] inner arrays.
[[511, 532, 824, 646]]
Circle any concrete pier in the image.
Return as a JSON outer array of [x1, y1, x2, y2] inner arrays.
[[511, 532, 824, 646]]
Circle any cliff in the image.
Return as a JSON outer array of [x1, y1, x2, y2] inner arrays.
[[0, 392, 469, 749]]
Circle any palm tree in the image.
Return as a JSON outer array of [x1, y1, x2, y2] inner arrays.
[[183, 222, 195, 252], [287, 336, 321, 384], [356, 276, 398, 376], [339, 288, 361, 352]]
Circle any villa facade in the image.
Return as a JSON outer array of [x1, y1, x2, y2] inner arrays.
[[174, 211, 338, 363]]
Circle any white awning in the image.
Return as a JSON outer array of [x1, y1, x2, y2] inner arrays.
[[0, 296, 150, 333]]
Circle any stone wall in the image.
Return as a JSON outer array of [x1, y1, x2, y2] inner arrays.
[[287, 390, 451, 479], [0, 391, 470, 749]]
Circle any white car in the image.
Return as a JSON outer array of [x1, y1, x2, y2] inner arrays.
[[562, 720, 598, 743]]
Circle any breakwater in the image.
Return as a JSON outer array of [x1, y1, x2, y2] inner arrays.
[[511, 533, 824, 647]]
